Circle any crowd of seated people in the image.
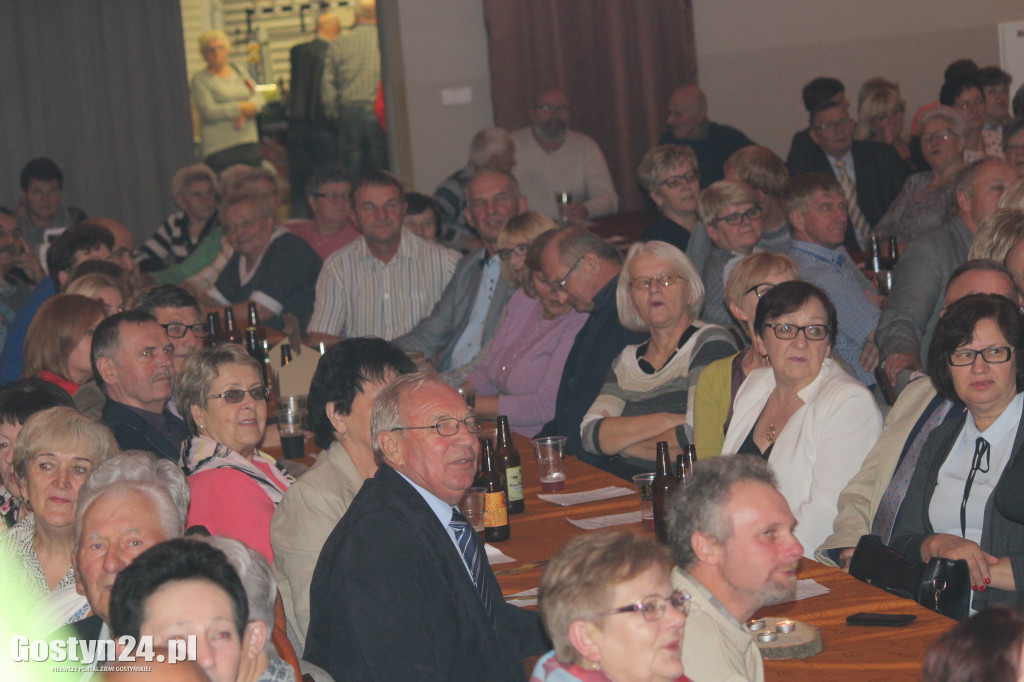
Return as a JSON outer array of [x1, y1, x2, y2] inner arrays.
[[8, 46, 1024, 682]]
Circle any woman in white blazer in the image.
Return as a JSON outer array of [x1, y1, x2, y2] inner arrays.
[[721, 281, 883, 556]]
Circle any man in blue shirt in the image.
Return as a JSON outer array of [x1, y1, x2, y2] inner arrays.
[[786, 173, 881, 386]]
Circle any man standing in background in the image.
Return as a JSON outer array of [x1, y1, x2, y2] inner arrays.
[[288, 12, 341, 218], [322, 0, 387, 175]]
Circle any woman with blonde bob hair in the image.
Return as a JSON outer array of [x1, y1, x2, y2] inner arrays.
[[23, 294, 107, 397], [533, 531, 691, 682], [693, 252, 800, 456], [65, 272, 129, 318], [0, 407, 117, 613], [968, 208, 1024, 261], [855, 78, 912, 166], [497, 211, 558, 287], [580, 241, 736, 474]]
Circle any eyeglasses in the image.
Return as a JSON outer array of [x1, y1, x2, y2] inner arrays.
[[764, 323, 830, 341], [208, 387, 271, 404], [921, 129, 957, 145], [498, 243, 529, 261], [535, 104, 569, 113], [390, 416, 482, 437], [630, 273, 683, 291], [745, 282, 775, 299], [552, 255, 585, 294], [813, 118, 854, 133], [160, 323, 209, 339], [714, 205, 762, 226], [947, 346, 1013, 366], [659, 172, 700, 189], [584, 591, 691, 622]]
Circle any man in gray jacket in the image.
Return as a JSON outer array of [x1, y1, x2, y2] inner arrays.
[[877, 157, 1016, 391], [394, 169, 526, 371]]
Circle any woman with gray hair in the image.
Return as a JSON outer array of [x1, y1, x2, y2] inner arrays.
[[580, 241, 736, 472], [0, 407, 117, 615], [201, 536, 296, 682], [177, 344, 292, 563], [637, 144, 701, 253], [873, 106, 966, 243], [192, 30, 264, 174], [138, 164, 220, 273], [532, 531, 690, 682]]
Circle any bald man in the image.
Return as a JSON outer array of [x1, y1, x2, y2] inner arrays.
[[510, 88, 617, 224], [288, 13, 343, 218], [659, 85, 754, 187]]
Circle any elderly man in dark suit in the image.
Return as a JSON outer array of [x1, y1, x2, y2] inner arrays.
[[304, 372, 548, 681], [394, 169, 525, 372], [788, 94, 910, 253], [287, 12, 341, 218]]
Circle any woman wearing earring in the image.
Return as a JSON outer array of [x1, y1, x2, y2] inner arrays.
[[721, 281, 882, 556], [270, 338, 415, 650]]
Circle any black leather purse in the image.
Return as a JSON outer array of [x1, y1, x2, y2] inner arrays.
[[848, 534, 970, 621]]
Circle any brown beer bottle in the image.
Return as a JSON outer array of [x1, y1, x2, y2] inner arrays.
[[245, 329, 268, 384], [247, 302, 267, 346], [652, 441, 678, 543], [205, 312, 223, 346], [675, 453, 685, 481], [280, 344, 293, 366], [495, 416, 524, 514], [685, 443, 697, 477], [224, 308, 243, 344], [474, 439, 510, 542]]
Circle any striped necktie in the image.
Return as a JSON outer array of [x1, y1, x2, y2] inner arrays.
[[450, 508, 494, 622], [834, 158, 871, 249]]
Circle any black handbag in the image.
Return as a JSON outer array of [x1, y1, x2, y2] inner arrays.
[[848, 534, 970, 621]]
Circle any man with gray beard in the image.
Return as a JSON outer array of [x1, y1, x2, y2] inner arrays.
[[668, 456, 804, 682]]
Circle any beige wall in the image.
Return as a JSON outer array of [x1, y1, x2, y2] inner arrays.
[[693, 0, 1024, 157]]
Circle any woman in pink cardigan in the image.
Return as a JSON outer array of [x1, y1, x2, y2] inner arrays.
[[177, 344, 292, 562]]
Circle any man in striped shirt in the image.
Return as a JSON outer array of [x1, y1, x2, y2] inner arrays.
[[308, 171, 458, 347]]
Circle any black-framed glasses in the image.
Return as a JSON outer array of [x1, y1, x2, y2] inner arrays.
[[583, 591, 691, 622], [813, 118, 854, 133], [630, 274, 682, 291], [764, 323, 830, 341], [208, 387, 271, 404], [390, 416, 481, 437], [947, 346, 1013, 366], [498, 243, 529, 261], [659, 172, 699, 189], [552, 256, 585, 294], [714, 205, 762, 226], [160, 323, 209, 339], [745, 282, 775, 299]]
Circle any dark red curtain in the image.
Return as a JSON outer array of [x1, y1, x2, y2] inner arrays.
[[483, 0, 697, 212]]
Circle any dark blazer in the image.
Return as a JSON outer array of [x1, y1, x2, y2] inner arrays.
[[71, 614, 104, 640], [100, 400, 187, 464], [287, 37, 330, 123], [787, 139, 911, 229], [304, 464, 548, 681], [890, 405, 1024, 610]]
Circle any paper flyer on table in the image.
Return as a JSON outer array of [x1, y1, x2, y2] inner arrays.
[[485, 543, 516, 564], [567, 511, 643, 529], [788, 579, 830, 602], [538, 486, 634, 506], [505, 587, 538, 607]]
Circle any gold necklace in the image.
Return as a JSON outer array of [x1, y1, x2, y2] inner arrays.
[[765, 423, 777, 443]]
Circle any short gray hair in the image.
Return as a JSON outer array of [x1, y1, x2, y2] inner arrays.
[[698, 180, 760, 227], [176, 344, 262, 435], [637, 145, 699, 195], [667, 456, 777, 569], [919, 105, 967, 140], [553, 227, 622, 267], [13, 407, 118, 483], [74, 451, 189, 551], [469, 127, 514, 167], [370, 371, 444, 465], [617, 240, 704, 331], [201, 536, 276, 648], [171, 164, 218, 199]]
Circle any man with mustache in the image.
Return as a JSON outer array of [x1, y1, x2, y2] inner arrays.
[[668, 456, 804, 682], [92, 311, 189, 463], [510, 87, 617, 225]]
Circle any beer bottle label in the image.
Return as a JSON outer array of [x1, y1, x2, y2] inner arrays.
[[484, 491, 508, 527], [506, 465, 523, 502]]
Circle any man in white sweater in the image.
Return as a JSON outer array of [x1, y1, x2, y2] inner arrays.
[[511, 88, 618, 224]]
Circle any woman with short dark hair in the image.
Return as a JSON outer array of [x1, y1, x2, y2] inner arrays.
[[722, 281, 882, 555], [890, 294, 1024, 607]]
